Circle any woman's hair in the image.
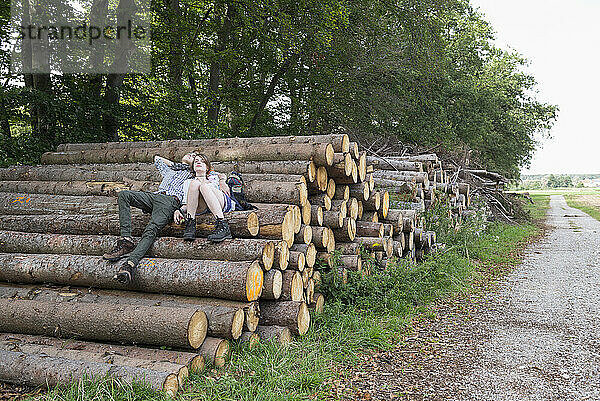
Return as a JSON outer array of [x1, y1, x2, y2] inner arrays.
[[188, 152, 211, 179]]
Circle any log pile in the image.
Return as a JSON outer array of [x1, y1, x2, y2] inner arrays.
[[0, 134, 458, 394]]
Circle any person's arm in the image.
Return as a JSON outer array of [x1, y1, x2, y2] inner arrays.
[[218, 173, 230, 196], [154, 155, 173, 177]]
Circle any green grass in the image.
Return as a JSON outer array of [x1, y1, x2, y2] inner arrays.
[[30, 199, 549, 401], [564, 195, 600, 222], [512, 188, 600, 196]]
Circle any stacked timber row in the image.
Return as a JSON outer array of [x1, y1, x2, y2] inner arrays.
[[0, 134, 445, 394]]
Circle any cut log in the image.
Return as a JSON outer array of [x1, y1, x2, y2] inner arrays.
[[290, 243, 317, 268], [0, 341, 189, 387], [312, 226, 330, 250], [354, 236, 393, 257], [357, 200, 363, 219], [362, 211, 379, 223], [0, 333, 205, 373], [330, 199, 348, 218], [0, 284, 251, 339], [315, 166, 328, 192], [333, 184, 350, 201], [279, 270, 304, 302], [213, 160, 317, 182], [322, 210, 344, 228], [365, 157, 423, 172], [349, 182, 370, 202], [305, 279, 315, 304], [326, 178, 336, 199], [0, 298, 207, 349], [42, 143, 335, 167], [199, 337, 229, 368], [310, 193, 332, 211], [288, 251, 306, 272], [302, 267, 313, 288], [0, 192, 117, 216], [0, 350, 179, 396], [335, 242, 361, 255], [238, 332, 260, 349], [339, 255, 362, 271], [294, 225, 313, 245], [301, 201, 311, 226], [309, 293, 325, 314], [0, 253, 263, 302], [262, 270, 283, 300], [348, 197, 359, 220], [259, 301, 310, 336], [363, 191, 380, 211], [332, 218, 356, 242], [0, 231, 277, 270], [273, 241, 290, 271], [382, 209, 403, 232], [311, 204, 324, 226], [255, 325, 292, 345], [379, 191, 390, 219], [382, 223, 394, 237], [355, 221, 384, 238], [357, 152, 367, 182]]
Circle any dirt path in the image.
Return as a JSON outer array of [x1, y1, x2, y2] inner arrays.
[[346, 195, 600, 400]]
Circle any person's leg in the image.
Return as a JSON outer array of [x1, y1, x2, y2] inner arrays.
[[186, 179, 208, 218], [198, 182, 225, 219], [104, 190, 153, 261], [126, 194, 178, 267]]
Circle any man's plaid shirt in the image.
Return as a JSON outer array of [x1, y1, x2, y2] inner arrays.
[[154, 158, 193, 202]]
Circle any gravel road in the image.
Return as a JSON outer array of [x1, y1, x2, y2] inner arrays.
[[347, 195, 600, 400]]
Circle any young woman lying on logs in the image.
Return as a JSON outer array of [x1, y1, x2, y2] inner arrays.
[[173, 153, 233, 242], [102, 153, 229, 284]]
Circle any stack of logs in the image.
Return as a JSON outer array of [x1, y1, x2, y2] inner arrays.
[[0, 134, 465, 395]]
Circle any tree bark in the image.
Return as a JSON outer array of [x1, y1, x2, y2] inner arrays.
[[332, 217, 356, 242], [290, 243, 316, 268], [0, 350, 179, 396], [255, 325, 292, 345], [0, 231, 277, 270], [366, 157, 423, 172], [278, 270, 303, 302], [0, 298, 207, 349], [262, 269, 283, 300], [198, 337, 229, 368], [287, 251, 305, 272], [308, 293, 324, 314], [355, 221, 383, 238], [0, 333, 205, 373], [0, 253, 263, 301], [259, 301, 310, 335]]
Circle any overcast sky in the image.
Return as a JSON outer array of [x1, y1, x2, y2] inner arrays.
[[471, 0, 600, 175]]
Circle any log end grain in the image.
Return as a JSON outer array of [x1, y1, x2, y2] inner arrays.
[[188, 310, 209, 349], [247, 212, 259, 236], [262, 241, 275, 271], [316, 167, 328, 191], [189, 355, 205, 374], [297, 302, 310, 336], [301, 202, 312, 226], [307, 161, 317, 182], [245, 261, 264, 301], [276, 241, 289, 271], [232, 309, 245, 340], [163, 374, 180, 397], [325, 143, 335, 166], [309, 293, 325, 314], [199, 337, 230, 368], [177, 366, 189, 388]]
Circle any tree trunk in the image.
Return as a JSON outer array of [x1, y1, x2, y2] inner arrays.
[[278, 270, 303, 302], [262, 269, 283, 300], [0, 253, 263, 301], [322, 210, 344, 228], [0, 350, 179, 396], [41, 142, 335, 166], [355, 221, 383, 238], [366, 157, 423, 172], [198, 337, 229, 368], [0, 231, 277, 270], [255, 325, 292, 345], [259, 301, 310, 335], [0, 333, 205, 373], [0, 298, 207, 349]]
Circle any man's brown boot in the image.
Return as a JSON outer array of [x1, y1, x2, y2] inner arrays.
[[103, 238, 135, 262]]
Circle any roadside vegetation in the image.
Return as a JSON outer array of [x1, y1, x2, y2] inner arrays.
[[35, 196, 550, 401]]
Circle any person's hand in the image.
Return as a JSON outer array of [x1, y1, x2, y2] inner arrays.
[[174, 209, 185, 225]]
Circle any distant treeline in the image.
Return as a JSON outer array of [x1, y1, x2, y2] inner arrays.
[[518, 174, 600, 190], [0, 0, 557, 177]]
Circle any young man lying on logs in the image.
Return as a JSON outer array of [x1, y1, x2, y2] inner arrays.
[[173, 153, 233, 242], [103, 153, 230, 284]]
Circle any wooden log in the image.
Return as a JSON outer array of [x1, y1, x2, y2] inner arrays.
[[0, 333, 205, 374], [335, 242, 361, 255], [255, 207, 295, 245], [332, 217, 356, 242], [42, 143, 336, 167], [348, 197, 359, 220], [0, 298, 207, 349], [333, 184, 350, 201], [273, 241, 290, 271], [198, 337, 230, 368], [404, 230, 415, 250], [315, 166, 328, 192], [379, 191, 390, 219], [355, 221, 384, 238], [0, 254, 264, 302], [310, 204, 324, 226], [349, 142, 359, 160], [212, 160, 317, 182], [363, 191, 380, 211], [326, 227, 336, 253], [357, 152, 367, 182], [294, 224, 313, 245], [362, 211, 379, 223], [310, 193, 332, 211], [0, 350, 180, 396], [357, 200, 363, 220], [311, 226, 330, 250], [0, 193, 118, 216], [0, 165, 158, 182], [330, 199, 348, 218], [354, 236, 393, 257], [279, 270, 304, 302], [382, 223, 393, 238], [301, 200, 312, 225], [238, 332, 260, 349], [0, 231, 277, 271], [322, 209, 344, 228], [0, 340, 189, 387], [339, 255, 362, 271], [365, 156, 423, 172], [255, 325, 292, 345], [371, 170, 429, 185], [262, 270, 283, 300], [288, 251, 306, 272], [389, 153, 439, 163], [349, 182, 370, 202], [0, 284, 254, 339], [309, 293, 325, 314], [305, 279, 315, 304], [259, 301, 310, 336], [326, 153, 352, 178], [382, 209, 403, 232], [326, 178, 336, 199], [290, 243, 317, 268]]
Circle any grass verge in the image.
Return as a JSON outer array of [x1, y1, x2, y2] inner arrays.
[[29, 197, 550, 401], [564, 195, 600, 222]]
